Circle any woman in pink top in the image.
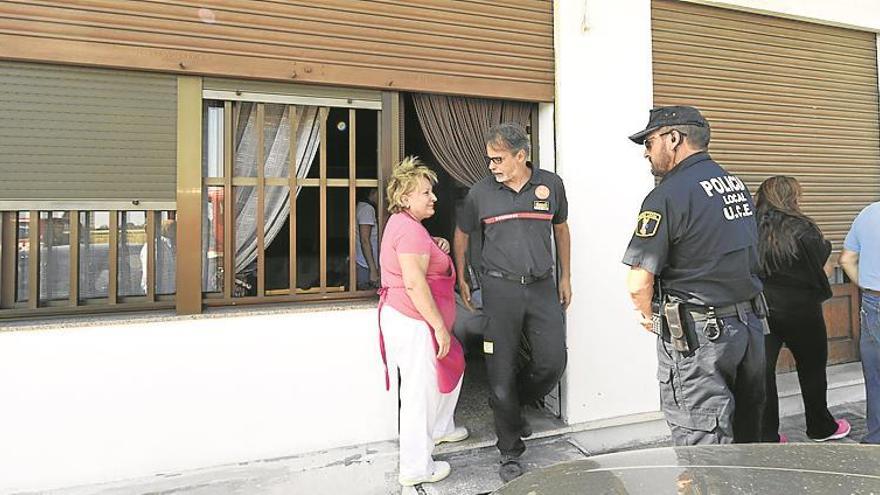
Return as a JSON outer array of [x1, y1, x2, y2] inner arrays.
[[378, 157, 467, 487]]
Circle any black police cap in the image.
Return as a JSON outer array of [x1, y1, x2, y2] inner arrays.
[[628, 105, 709, 144]]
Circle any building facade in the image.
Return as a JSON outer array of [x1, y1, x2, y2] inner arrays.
[[0, 0, 877, 491]]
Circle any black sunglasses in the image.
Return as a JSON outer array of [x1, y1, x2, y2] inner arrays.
[[485, 155, 504, 165], [644, 130, 686, 150]]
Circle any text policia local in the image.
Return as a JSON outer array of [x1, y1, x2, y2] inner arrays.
[[700, 175, 754, 221]]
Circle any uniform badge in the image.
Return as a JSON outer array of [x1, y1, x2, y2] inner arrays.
[[635, 211, 662, 237], [483, 341, 494, 355], [535, 185, 551, 200], [533, 200, 550, 211]]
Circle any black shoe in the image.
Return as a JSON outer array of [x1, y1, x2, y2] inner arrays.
[[520, 404, 534, 438], [499, 457, 524, 483], [521, 420, 532, 439]]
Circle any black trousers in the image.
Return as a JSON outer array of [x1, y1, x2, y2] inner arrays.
[[762, 304, 837, 441], [481, 275, 567, 457]]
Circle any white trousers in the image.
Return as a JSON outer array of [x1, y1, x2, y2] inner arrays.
[[380, 305, 463, 479]]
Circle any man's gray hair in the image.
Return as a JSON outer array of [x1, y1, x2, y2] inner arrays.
[[485, 122, 530, 156], [670, 124, 710, 150]]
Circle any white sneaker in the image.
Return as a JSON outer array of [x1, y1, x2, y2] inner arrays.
[[399, 460, 451, 486], [434, 426, 469, 445]]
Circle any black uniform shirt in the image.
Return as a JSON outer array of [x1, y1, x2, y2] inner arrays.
[[622, 152, 763, 306], [458, 167, 568, 277]]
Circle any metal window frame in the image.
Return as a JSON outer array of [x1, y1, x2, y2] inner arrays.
[[0, 207, 177, 319], [200, 94, 389, 307], [202, 90, 381, 111]]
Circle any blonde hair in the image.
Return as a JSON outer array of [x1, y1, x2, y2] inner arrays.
[[386, 156, 437, 214]]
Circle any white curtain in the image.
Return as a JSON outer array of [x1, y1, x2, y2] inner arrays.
[[233, 104, 322, 275]]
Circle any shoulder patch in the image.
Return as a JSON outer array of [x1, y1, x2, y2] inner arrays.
[[535, 185, 551, 200], [635, 211, 662, 237]]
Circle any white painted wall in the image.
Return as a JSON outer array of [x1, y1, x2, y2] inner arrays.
[[554, 0, 660, 424], [554, 0, 879, 425], [538, 102, 556, 172], [0, 309, 397, 492]]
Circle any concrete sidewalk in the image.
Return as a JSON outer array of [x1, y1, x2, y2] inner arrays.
[[30, 363, 870, 495]]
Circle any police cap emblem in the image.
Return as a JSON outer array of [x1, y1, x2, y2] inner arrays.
[[635, 211, 662, 237]]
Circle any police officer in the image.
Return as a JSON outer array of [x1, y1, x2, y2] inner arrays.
[[623, 106, 766, 445], [454, 122, 571, 482]]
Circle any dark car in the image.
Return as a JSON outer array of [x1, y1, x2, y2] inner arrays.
[[495, 444, 880, 495]]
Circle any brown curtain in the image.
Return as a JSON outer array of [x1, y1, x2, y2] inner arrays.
[[412, 94, 533, 187]]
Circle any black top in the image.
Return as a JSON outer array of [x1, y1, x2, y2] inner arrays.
[[622, 152, 763, 306], [760, 215, 833, 313], [458, 167, 568, 277]]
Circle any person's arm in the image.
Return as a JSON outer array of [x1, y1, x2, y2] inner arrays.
[[358, 224, 379, 283], [798, 226, 835, 281], [839, 249, 860, 287], [553, 221, 572, 309], [823, 254, 836, 278], [399, 252, 451, 359], [627, 266, 655, 332], [453, 227, 474, 312]]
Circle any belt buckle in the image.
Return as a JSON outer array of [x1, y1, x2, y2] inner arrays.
[[520, 275, 526, 284]]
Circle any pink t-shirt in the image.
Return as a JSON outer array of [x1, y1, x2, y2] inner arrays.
[[379, 212, 455, 330]]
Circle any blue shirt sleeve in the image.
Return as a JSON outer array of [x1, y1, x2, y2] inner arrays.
[[843, 209, 863, 252]]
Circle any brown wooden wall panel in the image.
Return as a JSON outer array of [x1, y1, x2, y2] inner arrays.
[[652, 0, 880, 250], [0, 0, 554, 101]]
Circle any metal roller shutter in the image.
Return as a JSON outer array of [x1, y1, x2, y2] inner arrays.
[[0, 1, 554, 102], [0, 60, 177, 206], [651, 0, 880, 250]]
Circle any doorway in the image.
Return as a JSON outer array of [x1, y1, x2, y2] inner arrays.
[[401, 93, 564, 446]]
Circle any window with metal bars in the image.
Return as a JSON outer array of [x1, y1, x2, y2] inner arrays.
[[201, 98, 381, 305], [0, 210, 176, 316]]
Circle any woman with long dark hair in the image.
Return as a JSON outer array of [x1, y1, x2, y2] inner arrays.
[[756, 175, 850, 442]]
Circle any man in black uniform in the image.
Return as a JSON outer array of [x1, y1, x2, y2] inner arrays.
[[454, 122, 571, 481], [623, 106, 766, 445]]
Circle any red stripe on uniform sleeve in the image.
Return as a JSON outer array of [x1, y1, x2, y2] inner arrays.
[[482, 212, 554, 224]]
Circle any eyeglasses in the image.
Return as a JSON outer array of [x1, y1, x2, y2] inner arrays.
[[644, 130, 686, 150], [485, 155, 504, 165]]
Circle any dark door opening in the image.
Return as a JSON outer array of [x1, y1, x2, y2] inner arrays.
[[401, 93, 563, 447]]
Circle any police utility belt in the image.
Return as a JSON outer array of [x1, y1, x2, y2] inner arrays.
[[651, 292, 769, 354], [482, 268, 552, 285]]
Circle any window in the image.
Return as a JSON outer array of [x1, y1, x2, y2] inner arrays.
[[1, 209, 176, 314], [201, 98, 381, 304]]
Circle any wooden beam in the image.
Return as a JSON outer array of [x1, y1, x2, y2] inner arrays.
[[379, 92, 400, 237], [69, 210, 79, 306], [348, 108, 357, 293], [0, 212, 16, 308], [27, 210, 39, 309], [289, 105, 299, 293], [146, 211, 156, 301], [223, 101, 233, 299], [108, 210, 118, 305], [175, 76, 203, 314], [256, 103, 266, 298], [319, 107, 328, 291]]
